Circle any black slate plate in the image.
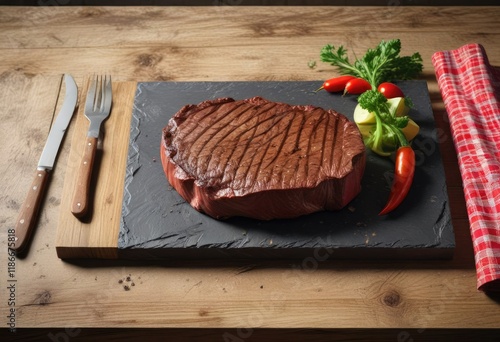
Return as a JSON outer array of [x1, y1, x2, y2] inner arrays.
[[118, 81, 455, 260]]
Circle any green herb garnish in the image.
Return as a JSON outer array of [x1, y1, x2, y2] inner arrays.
[[320, 39, 423, 88]]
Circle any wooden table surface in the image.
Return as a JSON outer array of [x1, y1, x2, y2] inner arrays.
[[1, 5, 500, 341]]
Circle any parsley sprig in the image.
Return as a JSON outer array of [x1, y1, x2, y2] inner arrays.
[[358, 90, 409, 155], [319, 39, 423, 155], [320, 39, 423, 88]]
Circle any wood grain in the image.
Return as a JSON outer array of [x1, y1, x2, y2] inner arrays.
[[56, 80, 136, 259], [4, 0, 499, 6], [0, 7, 499, 80], [0, 73, 64, 250], [0, 6, 499, 334]]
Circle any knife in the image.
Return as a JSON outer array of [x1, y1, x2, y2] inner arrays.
[[13, 74, 78, 254]]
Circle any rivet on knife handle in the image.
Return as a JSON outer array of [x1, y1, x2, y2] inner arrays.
[[14, 169, 50, 253], [71, 136, 98, 218], [13, 74, 78, 255]]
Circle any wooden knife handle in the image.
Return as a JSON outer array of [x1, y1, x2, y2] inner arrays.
[[14, 169, 50, 253], [71, 136, 98, 218]]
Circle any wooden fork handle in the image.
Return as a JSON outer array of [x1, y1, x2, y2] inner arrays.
[[71, 136, 98, 218], [13, 169, 50, 253]]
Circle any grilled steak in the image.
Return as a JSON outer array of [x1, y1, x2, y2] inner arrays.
[[161, 97, 366, 220]]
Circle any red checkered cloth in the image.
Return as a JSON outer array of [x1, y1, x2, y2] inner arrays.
[[432, 43, 500, 292]]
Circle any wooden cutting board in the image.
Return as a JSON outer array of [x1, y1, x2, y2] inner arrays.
[[56, 81, 455, 259], [56, 81, 137, 259]]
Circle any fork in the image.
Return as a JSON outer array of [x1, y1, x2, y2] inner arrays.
[[71, 75, 113, 218]]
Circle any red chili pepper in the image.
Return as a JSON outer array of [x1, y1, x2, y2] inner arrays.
[[379, 146, 415, 215], [316, 75, 356, 93], [344, 78, 372, 95], [377, 82, 405, 99]]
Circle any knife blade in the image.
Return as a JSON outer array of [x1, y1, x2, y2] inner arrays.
[[13, 74, 78, 254]]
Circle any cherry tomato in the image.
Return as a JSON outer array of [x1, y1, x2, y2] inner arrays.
[[344, 78, 372, 95], [377, 82, 405, 99], [317, 75, 356, 93]]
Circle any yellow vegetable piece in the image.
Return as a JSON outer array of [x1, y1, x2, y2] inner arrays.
[[353, 97, 419, 142], [353, 103, 376, 125], [387, 97, 409, 117], [353, 101, 376, 139], [401, 118, 419, 141]]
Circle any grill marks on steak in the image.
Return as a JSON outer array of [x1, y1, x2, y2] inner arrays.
[[172, 100, 344, 191], [162, 97, 366, 220], [193, 100, 280, 190]]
